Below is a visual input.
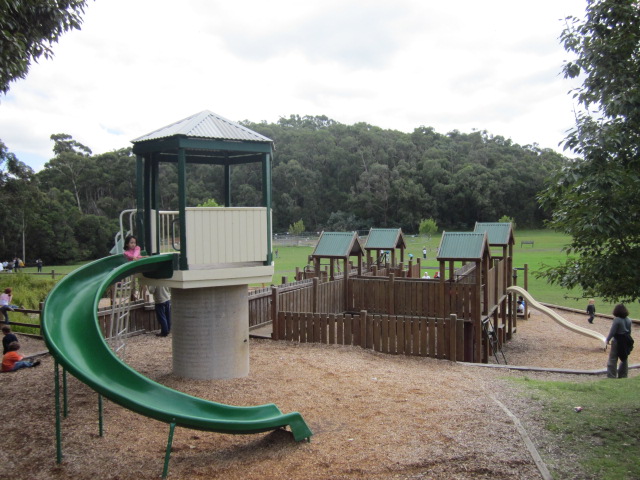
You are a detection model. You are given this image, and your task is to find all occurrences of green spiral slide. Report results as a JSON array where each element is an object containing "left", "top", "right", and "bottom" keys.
[{"left": 41, "top": 254, "right": 311, "bottom": 474}]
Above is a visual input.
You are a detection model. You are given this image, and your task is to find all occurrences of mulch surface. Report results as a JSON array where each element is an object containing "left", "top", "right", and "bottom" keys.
[{"left": 0, "top": 307, "right": 636, "bottom": 480}]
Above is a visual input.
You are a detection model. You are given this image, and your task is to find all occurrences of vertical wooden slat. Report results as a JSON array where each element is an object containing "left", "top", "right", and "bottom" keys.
[
  {"left": 437, "top": 317, "right": 445, "bottom": 359},
  {"left": 344, "top": 315, "right": 352, "bottom": 346},
  {"left": 329, "top": 314, "right": 336, "bottom": 344},
  {"left": 381, "top": 315, "right": 389, "bottom": 354},
  {"left": 420, "top": 317, "right": 427, "bottom": 357},
  {"left": 388, "top": 316, "right": 396, "bottom": 354},
  {"left": 397, "top": 316, "right": 405, "bottom": 354}
]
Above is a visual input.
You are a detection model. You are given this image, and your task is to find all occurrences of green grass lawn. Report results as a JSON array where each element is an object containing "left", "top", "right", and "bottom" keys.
[
  {"left": 5, "top": 230, "right": 636, "bottom": 318},
  {"left": 515, "top": 375, "right": 640, "bottom": 480}
]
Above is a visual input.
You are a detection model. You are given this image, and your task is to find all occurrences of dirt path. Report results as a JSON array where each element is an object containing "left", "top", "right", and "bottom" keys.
[{"left": 0, "top": 308, "right": 636, "bottom": 480}]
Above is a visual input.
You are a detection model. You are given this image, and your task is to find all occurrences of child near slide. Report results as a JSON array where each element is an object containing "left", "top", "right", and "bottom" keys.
[
  {"left": 2, "top": 341, "right": 40, "bottom": 372},
  {"left": 586, "top": 299, "right": 596, "bottom": 324},
  {"left": 123, "top": 235, "right": 146, "bottom": 261}
]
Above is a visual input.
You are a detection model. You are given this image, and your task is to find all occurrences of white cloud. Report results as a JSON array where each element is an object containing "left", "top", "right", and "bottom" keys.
[{"left": 0, "top": 0, "right": 585, "bottom": 171}]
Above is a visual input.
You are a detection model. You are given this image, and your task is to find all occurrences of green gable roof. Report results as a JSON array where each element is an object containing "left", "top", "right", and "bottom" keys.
[
  {"left": 364, "top": 228, "right": 406, "bottom": 250},
  {"left": 473, "top": 222, "right": 514, "bottom": 246},
  {"left": 437, "top": 232, "right": 490, "bottom": 261},
  {"left": 312, "top": 232, "right": 364, "bottom": 258}
]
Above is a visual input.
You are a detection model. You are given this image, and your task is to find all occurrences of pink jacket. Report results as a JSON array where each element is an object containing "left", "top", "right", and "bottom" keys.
[{"left": 123, "top": 246, "right": 142, "bottom": 261}]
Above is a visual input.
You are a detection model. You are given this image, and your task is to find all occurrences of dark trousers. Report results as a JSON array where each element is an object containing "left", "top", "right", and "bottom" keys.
[{"left": 155, "top": 300, "right": 171, "bottom": 335}]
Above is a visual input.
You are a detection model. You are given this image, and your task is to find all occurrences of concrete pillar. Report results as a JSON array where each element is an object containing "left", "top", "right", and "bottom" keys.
[{"left": 172, "top": 285, "right": 249, "bottom": 380}]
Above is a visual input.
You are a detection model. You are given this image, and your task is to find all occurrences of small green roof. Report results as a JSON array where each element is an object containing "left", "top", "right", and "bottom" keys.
[
  {"left": 312, "top": 232, "right": 364, "bottom": 258},
  {"left": 364, "top": 228, "right": 406, "bottom": 250},
  {"left": 437, "top": 232, "right": 490, "bottom": 261},
  {"left": 473, "top": 222, "right": 514, "bottom": 246}
]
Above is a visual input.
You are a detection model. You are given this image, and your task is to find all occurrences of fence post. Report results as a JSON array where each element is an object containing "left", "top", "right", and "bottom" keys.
[
  {"left": 449, "top": 314, "right": 457, "bottom": 361},
  {"left": 456, "top": 316, "right": 465, "bottom": 362},
  {"left": 360, "top": 310, "right": 367, "bottom": 348},
  {"left": 388, "top": 273, "right": 395, "bottom": 315},
  {"left": 51, "top": 270, "right": 55, "bottom": 279},
  {"left": 312, "top": 277, "right": 319, "bottom": 313},
  {"left": 271, "top": 286, "right": 279, "bottom": 340},
  {"left": 281, "top": 276, "right": 287, "bottom": 285}
]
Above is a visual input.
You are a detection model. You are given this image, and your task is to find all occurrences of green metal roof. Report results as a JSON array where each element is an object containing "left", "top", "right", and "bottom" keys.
[
  {"left": 436, "top": 232, "right": 490, "bottom": 260},
  {"left": 473, "top": 222, "right": 514, "bottom": 246},
  {"left": 132, "top": 110, "right": 272, "bottom": 144},
  {"left": 364, "top": 228, "right": 406, "bottom": 249},
  {"left": 312, "top": 232, "right": 364, "bottom": 258}
]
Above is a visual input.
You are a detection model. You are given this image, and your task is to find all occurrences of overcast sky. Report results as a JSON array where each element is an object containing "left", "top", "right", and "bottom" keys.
[{"left": 1, "top": 0, "right": 586, "bottom": 172}]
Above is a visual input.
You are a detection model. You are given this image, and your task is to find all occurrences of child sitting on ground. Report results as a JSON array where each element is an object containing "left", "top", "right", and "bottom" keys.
[
  {"left": 1, "top": 341, "right": 40, "bottom": 372},
  {"left": 2, "top": 325, "right": 18, "bottom": 354}
]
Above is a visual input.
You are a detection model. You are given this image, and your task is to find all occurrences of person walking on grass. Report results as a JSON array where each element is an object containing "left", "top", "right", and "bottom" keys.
[
  {"left": 586, "top": 298, "right": 596, "bottom": 324},
  {"left": 1, "top": 342, "right": 40, "bottom": 372},
  {"left": 605, "top": 304, "right": 634, "bottom": 379}
]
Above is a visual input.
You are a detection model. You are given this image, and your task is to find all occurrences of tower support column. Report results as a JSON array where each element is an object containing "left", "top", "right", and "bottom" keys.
[{"left": 172, "top": 285, "right": 249, "bottom": 379}]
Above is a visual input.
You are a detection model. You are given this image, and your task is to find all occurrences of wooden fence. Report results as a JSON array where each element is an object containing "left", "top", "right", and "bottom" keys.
[
  {"left": 350, "top": 275, "right": 476, "bottom": 320},
  {"left": 275, "top": 310, "right": 466, "bottom": 361},
  {"left": 10, "top": 302, "right": 158, "bottom": 338}
]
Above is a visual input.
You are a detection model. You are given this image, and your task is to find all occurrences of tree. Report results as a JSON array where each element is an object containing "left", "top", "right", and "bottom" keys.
[
  {"left": 418, "top": 218, "right": 438, "bottom": 236},
  {"left": 538, "top": 0, "right": 640, "bottom": 302},
  {"left": 288, "top": 220, "right": 305, "bottom": 236},
  {"left": 0, "top": 0, "right": 89, "bottom": 94}
]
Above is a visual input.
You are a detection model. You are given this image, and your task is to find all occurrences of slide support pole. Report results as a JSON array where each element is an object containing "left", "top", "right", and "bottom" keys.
[
  {"left": 54, "top": 360, "right": 63, "bottom": 464},
  {"left": 63, "top": 367, "right": 68, "bottom": 418},
  {"left": 162, "top": 422, "right": 176, "bottom": 479},
  {"left": 98, "top": 394, "right": 104, "bottom": 437}
]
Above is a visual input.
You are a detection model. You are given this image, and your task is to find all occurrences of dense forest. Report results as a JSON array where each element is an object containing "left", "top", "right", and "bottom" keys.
[{"left": 0, "top": 116, "right": 568, "bottom": 265}]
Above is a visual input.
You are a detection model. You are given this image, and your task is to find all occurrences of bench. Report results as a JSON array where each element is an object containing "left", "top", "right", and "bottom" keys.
[{"left": 521, "top": 240, "right": 534, "bottom": 248}]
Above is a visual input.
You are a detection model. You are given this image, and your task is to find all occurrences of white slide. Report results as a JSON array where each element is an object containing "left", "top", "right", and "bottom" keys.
[{"left": 507, "top": 286, "right": 607, "bottom": 348}]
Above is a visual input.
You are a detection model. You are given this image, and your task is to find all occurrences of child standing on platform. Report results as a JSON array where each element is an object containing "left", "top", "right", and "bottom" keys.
[{"left": 123, "top": 235, "right": 146, "bottom": 261}]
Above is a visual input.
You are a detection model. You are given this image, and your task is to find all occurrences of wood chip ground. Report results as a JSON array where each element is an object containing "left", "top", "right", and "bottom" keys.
[{"left": 1, "top": 307, "right": 636, "bottom": 480}]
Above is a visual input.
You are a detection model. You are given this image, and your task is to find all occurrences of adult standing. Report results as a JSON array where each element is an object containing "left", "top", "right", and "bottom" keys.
[
  {"left": 605, "top": 304, "right": 633, "bottom": 379},
  {"left": 149, "top": 285, "right": 171, "bottom": 337},
  {"left": 35, "top": 258, "right": 43, "bottom": 273},
  {"left": 422, "top": 247, "right": 427, "bottom": 259}
]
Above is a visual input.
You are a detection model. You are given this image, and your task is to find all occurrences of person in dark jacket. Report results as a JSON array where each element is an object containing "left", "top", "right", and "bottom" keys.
[
  {"left": 586, "top": 298, "right": 596, "bottom": 324},
  {"left": 2, "top": 325, "right": 18, "bottom": 354},
  {"left": 605, "top": 304, "right": 633, "bottom": 378}
]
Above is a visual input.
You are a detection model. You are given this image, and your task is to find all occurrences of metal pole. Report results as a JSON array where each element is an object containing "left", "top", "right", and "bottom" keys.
[
  {"left": 54, "top": 361, "right": 63, "bottom": 464},
  {"left": 98, "top": 394, "right": 104, "bottom": 437},
  {"left": 63, "top": 367, "right": 68, "bottom": 418},
  {"left": 162, "top": 423, "right": 176, "bottom": 479}
]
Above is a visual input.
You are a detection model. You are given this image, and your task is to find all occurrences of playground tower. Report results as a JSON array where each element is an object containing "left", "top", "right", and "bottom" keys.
[{"left": 130, "top": 111, "right": 274, "bottom": 379}]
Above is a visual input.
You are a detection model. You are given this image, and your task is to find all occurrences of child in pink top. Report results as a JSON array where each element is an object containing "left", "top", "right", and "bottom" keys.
[{"left": 123, "top": 235, "right": 144, "bottom": 261}]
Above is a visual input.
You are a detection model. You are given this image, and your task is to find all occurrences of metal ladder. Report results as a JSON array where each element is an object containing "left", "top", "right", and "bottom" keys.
[
  {"left": 107, "top": 276, "right": 135, "bottom": 358},
  {"left": 482, "top": 317, "right": 507, "bottom": 364}
]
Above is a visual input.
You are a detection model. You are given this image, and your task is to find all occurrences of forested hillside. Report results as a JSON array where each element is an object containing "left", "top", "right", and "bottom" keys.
[{"left": 0, "top": 117, "right": 567, "bottom": 264}]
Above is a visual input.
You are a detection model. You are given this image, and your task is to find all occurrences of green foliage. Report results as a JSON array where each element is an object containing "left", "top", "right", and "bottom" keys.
[
  {"left": 0, "top": 0, "right": 88, "bottom": 93},
  {"left": 197, "top": 198, "right": 221, "bottom": 207},
  {"left": 498, "top": 215, "right": 515, "bottom": 229},
  {"left": 288, "top": 219, "right": 305, "bottom": 235},
  {"left": 2, "top": 272, "right": 57, "bottom": 309},
  {"left": 515, "top": 375, "right": 640, "bottom": 479},
  {"left": 418, "top": 218, "right": 438, "bottom": 236},
  {"left": 539, "top": 0, "right": 640, "bottom": 302}
]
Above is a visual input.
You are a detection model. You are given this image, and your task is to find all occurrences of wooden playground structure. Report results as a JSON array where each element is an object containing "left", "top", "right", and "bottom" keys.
[{"left": 250, "top": 223, "right": 520, "bottom": 364}]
